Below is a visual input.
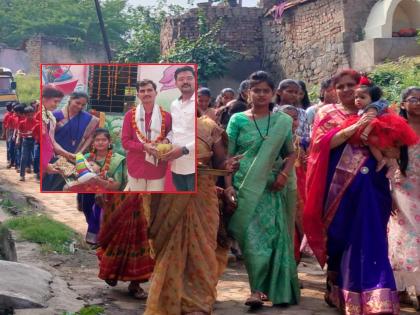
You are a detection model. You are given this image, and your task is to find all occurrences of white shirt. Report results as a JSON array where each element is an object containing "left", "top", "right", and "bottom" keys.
[{"left": 170, "top": 93, "right": 196, "bottom": 175}]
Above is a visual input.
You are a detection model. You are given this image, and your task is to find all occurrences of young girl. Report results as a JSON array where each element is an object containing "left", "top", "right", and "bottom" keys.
[
  {"left": 341, "top": 79, "right": 418, "bottom": 171},
  {"left": 388, "top": 87, "right": 420, "bottom": 311}
]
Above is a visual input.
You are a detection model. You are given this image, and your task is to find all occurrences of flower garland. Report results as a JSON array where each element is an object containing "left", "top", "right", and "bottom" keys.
[
  {"left": 107, "top": 65, "right": 111, "bottom": 98},
  {"left": 114, "top": 64, "right": 118, "bottom": 95},
  {"left": 127, "top": 65, "right": 131, "bottom": 87},
  {"left": 131, "top": 106, "right": 166, "bottom": 143},
  {"left": 97, "top": 65, "right": 102, "bottom": 99},
  {"left": 89, "top": 66, "right": 94, "bottom": 98},
  {"left": 87, "top": 149, "right": 113, "bottom": 178}
]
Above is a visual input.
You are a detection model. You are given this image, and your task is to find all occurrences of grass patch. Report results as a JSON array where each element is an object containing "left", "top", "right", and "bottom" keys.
[
  {"left": 4, "top": 214, "right": 76, "bottom": 254},
  {"left": 15, "top": 74, "right": 40, "bottom": 104},
  {"left": 63, "top": 305, "right": 105, "bottom": 315}
]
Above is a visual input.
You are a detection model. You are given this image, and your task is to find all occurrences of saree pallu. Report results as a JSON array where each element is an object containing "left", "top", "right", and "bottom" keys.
[
  {"left": 96, "top": 194, "right": 154, "bottom": 282},
  {"left": 54, "top": 109, "right": 99, "bottom": 153},
  {"left": 304, "top": 104, "right": 399, "bottom": 314},
  {"left": 227, "top": 112, "right": 300, "bottom": 305},
  {"left": 145, "top": 117, "right": 225, "bottom": 315}
]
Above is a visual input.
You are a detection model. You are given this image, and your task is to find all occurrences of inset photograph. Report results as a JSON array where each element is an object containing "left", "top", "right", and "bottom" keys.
[{"left": 41, "top": 63, "right": 197, "bottom": 193}]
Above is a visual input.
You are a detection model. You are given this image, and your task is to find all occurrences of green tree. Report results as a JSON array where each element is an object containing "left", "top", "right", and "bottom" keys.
[
  {"left": 162, "top": 14, "right": 235, "bottom": 84},
  {"left": 115, "top": 1, "right": 185, "bottom": 62},
  {"left": 0, "top": 0, "right": 129, "bottom": 49}
]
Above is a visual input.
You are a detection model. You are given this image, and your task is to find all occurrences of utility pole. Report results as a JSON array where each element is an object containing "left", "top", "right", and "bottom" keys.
[{"left": 94, "top": 0, "right": 112, "bottom": 62}]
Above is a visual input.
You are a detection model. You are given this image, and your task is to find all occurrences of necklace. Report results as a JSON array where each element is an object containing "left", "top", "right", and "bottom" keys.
[
  {"left": 67, "top": 106, "right": 81, "bottom": 147},
  {"left": 252, "top": 111, "right": 271, "bottom": 140}
]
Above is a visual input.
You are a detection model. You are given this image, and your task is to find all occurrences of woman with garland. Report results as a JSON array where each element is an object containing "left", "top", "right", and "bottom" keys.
[
  {"left": 42, "top": 91, "right": 99, "bottom": 191},
  {"left": 67, "top": 128, "right": 127, "bottom": 192}
]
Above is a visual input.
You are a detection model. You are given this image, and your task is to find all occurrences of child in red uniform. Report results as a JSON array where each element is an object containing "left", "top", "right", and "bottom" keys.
[
  {"left": 18, "top": 106, "right": 36, "bottom": 181},
  {"left": 12, "top": 104, "right": 25, "bottom": 171},
  {"left": 2, "top": 102, "right": 14, "bottom": 167}
]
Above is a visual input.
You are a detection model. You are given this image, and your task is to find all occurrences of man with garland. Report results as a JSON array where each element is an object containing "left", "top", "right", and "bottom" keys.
[{"left": 121, "top": 79, "right": 172, "bottom": 191}]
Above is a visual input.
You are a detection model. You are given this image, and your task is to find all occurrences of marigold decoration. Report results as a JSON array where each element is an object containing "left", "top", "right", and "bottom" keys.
[
  {"left": 97, "top": 65, "right": 102, "bottom": 99},
  {"left": 114, "top": 64, "right": 118, "bottom": 95},
  {"left": 87, "top": 149, "right": 113, "bottom": 178},
  {"left": 131, "top": 106, "right": 166, "bottom": 143},
  {"left": 89, "top": 66, "right": 94, "bottom": 98},
  {"left": 127, "top": 65, "right": 131, "bottom": 87},
  {"left": 107, "top": 65, "right": 111, "bottom": 98}
]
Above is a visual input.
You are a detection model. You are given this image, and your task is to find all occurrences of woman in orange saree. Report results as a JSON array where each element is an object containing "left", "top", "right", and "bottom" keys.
[{"left": 144, "top": 115, "right": 238, "bottom": 315}]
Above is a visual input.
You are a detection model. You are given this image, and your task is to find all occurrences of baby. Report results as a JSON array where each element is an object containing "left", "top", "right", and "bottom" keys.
[{"left": 343, "top": 78, "right": 418, "bottom": 172}]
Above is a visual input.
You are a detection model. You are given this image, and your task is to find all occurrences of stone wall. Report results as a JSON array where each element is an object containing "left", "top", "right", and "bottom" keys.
[
  {"left": 0, "top": 35, "right": 108, "bottom": 75},
  {"left": 262, "top": 0, "right": 347, "bottom": 84},
  {"left": 161, "top": 6, "right": 264, "bottom": 61}
]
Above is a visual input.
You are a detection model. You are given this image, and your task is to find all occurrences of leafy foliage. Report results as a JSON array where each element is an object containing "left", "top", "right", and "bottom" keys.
[
  {"left": 369, "top": 56, "right": 420, "bottom": 103},
  {"left": 115, "top": 1, "right": 185, "bottom": 62},
  {"left": 0, "top": 0, "right": 129, "bottom": 49},
  {"left": 162, "top": 12, "right": 236, "bottom": 84},
  {"left": 63, "top": 306, "right": 105, "bottom": 315},
  {"left": 15, "top": 74, "right": 40, "bottom": 103}
]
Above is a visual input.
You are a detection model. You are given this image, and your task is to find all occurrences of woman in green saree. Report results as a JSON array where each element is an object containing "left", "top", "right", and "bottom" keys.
[{"left": 225, "top": 71, "right": 300, "bottom": 307}]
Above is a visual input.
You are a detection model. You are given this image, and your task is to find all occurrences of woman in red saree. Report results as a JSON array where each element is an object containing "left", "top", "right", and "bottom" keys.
[
  {"left": 304, "top": 70, "right": 399, "bottom": 314},
  {"left": 96, "top": 194, "right": 154, "bottom": 299}
]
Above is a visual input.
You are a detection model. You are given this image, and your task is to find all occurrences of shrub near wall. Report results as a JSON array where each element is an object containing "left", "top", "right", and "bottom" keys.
[
  {"left": 369, "top": 57, "right": 420, "bottom": 103},
  {"left": 15, "top": 74, "right": 40, "bottom": 103}
]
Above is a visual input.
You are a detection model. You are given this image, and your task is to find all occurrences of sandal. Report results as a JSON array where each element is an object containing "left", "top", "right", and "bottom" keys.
[
  {"left": 245, "top": 292, "right": 264, "bottom": 308},
  {"left": 105, "top": 279, "right": 118, "bottom": 287},
  {"left": 128, "top": 285, "right": 148, "bottom": 300}
]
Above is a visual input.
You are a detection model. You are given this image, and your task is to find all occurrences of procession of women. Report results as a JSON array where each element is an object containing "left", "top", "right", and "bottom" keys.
[{"left": 38, "top": 63, "right": 420, "bottom": 315}]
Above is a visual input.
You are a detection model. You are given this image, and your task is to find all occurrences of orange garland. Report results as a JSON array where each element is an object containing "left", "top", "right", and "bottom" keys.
[
  {"left": 87, "top": 149, "right": 113, "bottom": 178},
  {"left": 97, "top": 65, "right": 102, "bottom": 99},
  {"left": 131, "top": 106, "right": 166, "bottom": 143},
  {"left": 114, "top": 64, "right": 118, "bottom": 95},
  {"left": 107, "top": 65, "right": 111, "bottom": 98}
]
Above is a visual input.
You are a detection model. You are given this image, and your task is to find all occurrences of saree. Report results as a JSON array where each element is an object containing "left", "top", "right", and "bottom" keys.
[
  {"left": 144, "top": 117, "right": 226, "bottom": 315},
  {"left": 54, "top": 108, "right": 99, "bottom": 153},
  {"left": 389, "top": 142, "right": 420, "bottom": 295},
  {"left": 227, "top": 111, "right": 300, "bottom": 305},
  {"left": 42, "top": 109, "right": 99, "bottom": 191},
  {"left": 304, "top": 104, "right": 399, "bottom": 314},
  {"left": 97, "top": 194, "right": 154, "bottom": 282},
  {"left": 69, "top": 152, "right": 127, "bottom": 192}
]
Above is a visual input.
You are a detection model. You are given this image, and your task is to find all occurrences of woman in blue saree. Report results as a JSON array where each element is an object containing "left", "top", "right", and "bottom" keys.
[
  {"left": 42, "top": 91, "right": 99, "bottom": 191},
  {"left": 225, "top": 71, "right": 300, "bottom": 307},
  {"left": 304, "top": 69, "right": 399, "bottom": 314}
]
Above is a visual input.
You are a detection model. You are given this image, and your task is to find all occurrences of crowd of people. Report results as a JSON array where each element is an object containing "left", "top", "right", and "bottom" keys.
[
  {"left": 36, "top": 66, "right": 420, "bottom": 315},
  {"left": 2, "top": 100, "right": 41, "bottom": 182},
  {"left": 41, "top": 66, "right": 196, "bottom": 192}
]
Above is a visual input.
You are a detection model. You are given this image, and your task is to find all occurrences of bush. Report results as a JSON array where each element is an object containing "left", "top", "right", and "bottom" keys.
[
  {"left": 15, "top": 74, "right": 40, "bottom": 104},
  {"left": 369, "top": 56, "right": 420, "bottom": 103}
]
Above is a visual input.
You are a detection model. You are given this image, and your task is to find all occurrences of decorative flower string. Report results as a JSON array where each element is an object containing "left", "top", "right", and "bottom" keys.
[
  {"left": 131, "top": 106, "right": 166, "bottom": 143},
  {"left": 89, "top": 66, "right": 94, "bottom": 98},
  {"left": 107, "top": 64, "right": 111, "bottom": 98},
  {"left": 127, "top": 65, "right": 131, "bottom": 87},
  {"left": 97, "top": 65, "right": 102, "bottom": 99},
  {"left": 114, "top": 64, "right": 118, "bottom": 95}
]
